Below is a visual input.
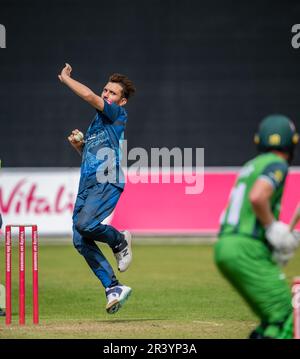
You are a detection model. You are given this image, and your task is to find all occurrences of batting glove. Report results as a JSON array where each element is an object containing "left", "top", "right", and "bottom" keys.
[{"left": 265, "top": 221, "right": 299, "bottom": 252}]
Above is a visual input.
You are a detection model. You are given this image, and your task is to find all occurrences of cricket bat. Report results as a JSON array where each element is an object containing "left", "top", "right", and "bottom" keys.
[{"left": 290, "top": 204, "right": 300, "bottom": 232}]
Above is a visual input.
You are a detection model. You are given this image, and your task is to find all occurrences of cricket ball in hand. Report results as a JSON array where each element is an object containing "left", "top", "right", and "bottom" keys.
[{"left": 74, "top": 131, "right": 84, "bottom": 142}]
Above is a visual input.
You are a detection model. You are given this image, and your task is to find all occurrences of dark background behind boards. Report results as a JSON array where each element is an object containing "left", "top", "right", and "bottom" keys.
[{"left": 1, "top": 0, "right": 300, "bottom": 166}]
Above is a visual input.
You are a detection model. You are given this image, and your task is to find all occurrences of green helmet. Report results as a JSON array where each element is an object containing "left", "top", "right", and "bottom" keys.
[{"left": 254, "top": 114, "right": 299, "bottom": 154}]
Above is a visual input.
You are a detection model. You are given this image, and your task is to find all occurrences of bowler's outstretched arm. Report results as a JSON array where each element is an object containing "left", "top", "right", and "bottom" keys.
[{"left": 58, "top": 63, "right": 105, "bottom": 111}]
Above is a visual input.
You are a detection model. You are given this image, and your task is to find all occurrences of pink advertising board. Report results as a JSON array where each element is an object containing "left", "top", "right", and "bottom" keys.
[{"left": 112, "top": 169, "right": 300, "bottom": 234}]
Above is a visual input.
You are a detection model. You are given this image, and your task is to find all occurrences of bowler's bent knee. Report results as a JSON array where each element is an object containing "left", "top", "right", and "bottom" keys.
[{"left": 75, "top": 213, "right": 106, "bottom": 237}]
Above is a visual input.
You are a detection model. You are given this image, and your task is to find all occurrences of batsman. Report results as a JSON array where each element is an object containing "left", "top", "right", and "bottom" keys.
[{"left": 215, "top": 115, "right": 300, "bottom": 339}]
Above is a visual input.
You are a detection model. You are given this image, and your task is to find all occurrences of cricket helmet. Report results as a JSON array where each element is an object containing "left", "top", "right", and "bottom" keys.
[{"left": 254, "top": 114, "right": 299, "bottom": 156}]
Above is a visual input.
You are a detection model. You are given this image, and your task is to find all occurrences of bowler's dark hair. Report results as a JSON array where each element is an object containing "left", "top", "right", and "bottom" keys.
[{"left": 109, "top": 73, "right": 136, "bottom": 100}]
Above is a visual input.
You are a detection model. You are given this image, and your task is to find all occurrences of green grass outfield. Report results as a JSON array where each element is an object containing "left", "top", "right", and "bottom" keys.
[{"left": 0, "top": 239, "right": 299, "bottom": 339}]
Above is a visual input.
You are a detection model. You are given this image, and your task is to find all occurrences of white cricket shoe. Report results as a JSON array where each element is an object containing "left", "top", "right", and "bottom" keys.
[
  {"left": 105, "top": 285, "right": 132, "bottom": 314},
  {"left": 114, "top": 231, "right": 132, "bottom": 272}
]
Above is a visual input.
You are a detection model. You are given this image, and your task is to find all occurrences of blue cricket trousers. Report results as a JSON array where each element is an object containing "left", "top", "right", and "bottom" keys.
[{"left": 72, "top": 182, "right": 124, "bottom": 288}]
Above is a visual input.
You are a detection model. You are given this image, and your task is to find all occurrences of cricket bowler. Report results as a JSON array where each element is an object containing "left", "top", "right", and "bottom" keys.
[
  {"left": 215, "top": 114, "right": 300, "bottom": 338},
  {"left": 59, "top": 64, "right": 135, "bottom": 314}
]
